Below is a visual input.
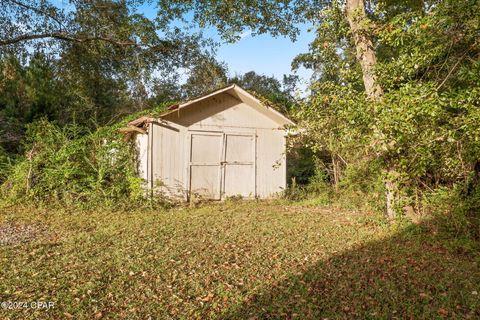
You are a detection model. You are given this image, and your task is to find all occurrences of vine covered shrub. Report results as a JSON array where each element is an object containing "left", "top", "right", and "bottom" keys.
[
  {"left": 0, "top": 119, "right": 146, "bottom": 208},
  {"left": 422, "top": 184, "right": 480, "bottom": 247}
]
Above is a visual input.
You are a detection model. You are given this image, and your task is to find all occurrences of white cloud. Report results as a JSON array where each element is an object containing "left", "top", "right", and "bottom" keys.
[{"left": 239, "top": 30, "right": 252, "bottom": 39}]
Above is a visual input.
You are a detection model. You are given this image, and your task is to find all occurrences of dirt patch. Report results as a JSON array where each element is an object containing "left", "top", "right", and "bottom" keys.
[{"left": 0, "top": 223, "right": 49, "bottom": 246}]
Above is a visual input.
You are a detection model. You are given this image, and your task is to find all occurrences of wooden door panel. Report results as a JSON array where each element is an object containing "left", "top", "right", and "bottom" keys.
[
  {"left": 224, "top": 164, "right": 254, "bottom": 197},
  {"left": 190, "top": 165, "right": 221, "bottom": 199},
  {"left": 225, "top": 135, "right": 254, "bottom": 163},
  {"left": 189, "top": 133, "right": 223, "bottom": 200},
  {"left": 223, "top": 134, "right": 255, "bottom": 198},
  {"left": 190, "top": 134, "right": 222, "bottom": 164}
]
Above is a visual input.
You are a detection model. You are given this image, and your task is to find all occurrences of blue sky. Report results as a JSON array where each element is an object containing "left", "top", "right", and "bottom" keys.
[
  {"left": 209, "top": 24, "right": 314, "bottom": 86},
  {"left": 138, "top": 4, "right": 315, "bottom": 90}
]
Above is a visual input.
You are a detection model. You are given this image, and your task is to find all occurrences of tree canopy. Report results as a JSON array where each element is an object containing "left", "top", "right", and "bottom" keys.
[{"left": 0, "top": 0, "right": 218, "bottom": 151}]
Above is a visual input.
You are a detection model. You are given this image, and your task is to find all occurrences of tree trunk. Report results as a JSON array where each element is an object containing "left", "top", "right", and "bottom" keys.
[
  {"left": 345, "top": 0, "right": 384, "bottom": 100},
  {"left": 385, "top": 171, "right": 396, "bottom": 217},
  {"left": 332, "top": 154, "right": 339, "bottom": 192},
  {"left": 345, "top": 0, "right": 396, "bottom": 219}
]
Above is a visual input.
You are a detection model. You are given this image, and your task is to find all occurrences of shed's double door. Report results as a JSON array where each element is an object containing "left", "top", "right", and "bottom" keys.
[{"left": 189, "top": 132, "right": 256, "bottom": 200}]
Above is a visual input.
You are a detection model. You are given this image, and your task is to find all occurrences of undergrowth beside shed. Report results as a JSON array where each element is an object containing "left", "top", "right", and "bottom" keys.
[{"left": 0, "top": 103, "right": 173, "bottom": 209}]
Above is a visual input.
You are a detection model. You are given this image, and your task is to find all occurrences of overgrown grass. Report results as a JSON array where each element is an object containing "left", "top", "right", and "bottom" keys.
[{"left": 1, "top": 200, "right": 479, "bottom": 319}]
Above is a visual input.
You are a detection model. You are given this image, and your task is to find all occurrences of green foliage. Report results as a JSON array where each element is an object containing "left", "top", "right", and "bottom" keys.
[
  {"left": 1, "top": 0, "right": 207, "bottom": 72},
  {"left": 157, "top": 0, "right": 316, "bottom": 42},
  {"left": 294, "top": 81, "right": 372, "bottom": 160},
  {"left": 182, "top": 56, "right": 228, "bottom": 98},
  {"left": 287, "top": 145, "right": 317, "bottom": 185},
  {"left": 422, "top": 184, "right": 480, "bottom": 243},
  {"left": 283, "top": 151, "right": 333, "bottom": 203},
  {"left": 0, "top": 117, "right": 150, "bottom": 208},
  {"left": 0, "top": 0, "right": 217, "bottom": 156},
  {"left": 0, "top": 100, "right": 175, "bottom": 208},
  {"left": 287, "top": 0, "right": 480, "bottom": 244},
  {"left": 230, "top": 71, "right": 299, "bottom": 112},
  {"left": 0, "top": 54, "right": 58, "bottom": 153},
  {"left": 292, "top": 1, "right": 362, "bottom": 88}
]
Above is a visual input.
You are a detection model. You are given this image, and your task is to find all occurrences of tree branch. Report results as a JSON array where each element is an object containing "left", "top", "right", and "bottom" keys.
[
  {"left": 6, "top": 0, "right": 65, "bottom": 28},
  {"left": 0, "top": 32, "right": 172, "bottom": 52},
  {"left": 436, "top": 48, "right": 471, "bottom": 91}
]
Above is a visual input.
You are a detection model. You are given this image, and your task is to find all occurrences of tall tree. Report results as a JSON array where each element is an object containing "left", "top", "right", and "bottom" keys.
[
  {"left": 182, "top": 56, "right": 228, "bottom": 98},
  {"left": 345, "top": 0, "right": 397, "bottom": 218},
  {"left": 0, "top": 0, "right": 210, "bottom": 103},
  {"left": 0, "top": 54, "right": 60, "bottom": 152},
  {"left": 0, "top": 0, "right": 213, "bottom": 151},
  {"left": 345, "top": 0, "right": 383, "bottom": 100},
  {"left": 1, "top": 0, "right": 194, "bottom": 57},
  {"left": 230, "top": 71, "right": 299, "bottom": 111}
]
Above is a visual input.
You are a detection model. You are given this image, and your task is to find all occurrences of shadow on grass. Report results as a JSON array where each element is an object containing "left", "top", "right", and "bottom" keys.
[{"left": 223, "top": 219, "right": 480, "bottom": 319}]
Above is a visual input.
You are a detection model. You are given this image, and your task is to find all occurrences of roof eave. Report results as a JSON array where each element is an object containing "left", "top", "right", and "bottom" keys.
[{"left": 125, "top": 84, "right": 296, "bottom": 129}]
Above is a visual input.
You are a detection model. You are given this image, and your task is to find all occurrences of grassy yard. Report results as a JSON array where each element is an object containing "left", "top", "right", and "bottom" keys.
[{"left": 0, "top": 200, "right": 479, "bottom": 319}]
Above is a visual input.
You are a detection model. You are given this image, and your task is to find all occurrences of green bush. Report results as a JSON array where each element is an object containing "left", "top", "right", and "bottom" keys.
[
  {"left": 423, "top": 184, "right": 480, "bottom": 239},
  {"left": 0, "top": 119, "right": 149, "bottom": 208},
  {"left": 0, "top": 102, "right": 175, "bottom": 208}
]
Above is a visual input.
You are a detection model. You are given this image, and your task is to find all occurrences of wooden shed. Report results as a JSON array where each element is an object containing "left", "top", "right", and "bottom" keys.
[{"left": 125, "top": 84, "right": 295, "bottom": 201}]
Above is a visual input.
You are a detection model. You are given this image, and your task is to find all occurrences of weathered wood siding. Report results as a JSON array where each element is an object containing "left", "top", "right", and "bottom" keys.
[
  {"left": 163, "top": 93, "right": 280, "bottom": 130},
  {"left": 150, "top": 122, "right": 187, "bottom": 199},
  {"left": 135, "top": 132, "right": 149, "bottom": 184},
  {"left": 256, "top": 129, "right": 286, "bottom": 198},
  {"left": 141, "top": 89, "right": 289, "bottom": 200}
]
